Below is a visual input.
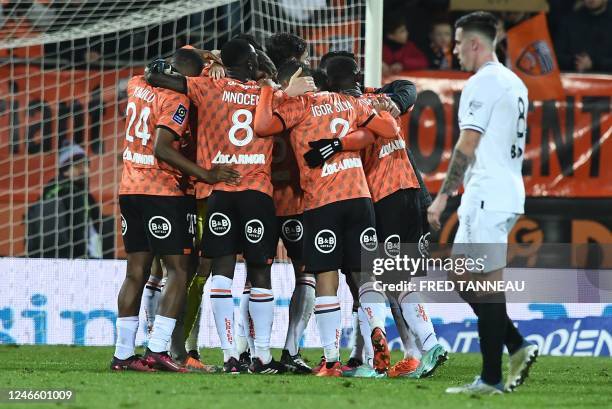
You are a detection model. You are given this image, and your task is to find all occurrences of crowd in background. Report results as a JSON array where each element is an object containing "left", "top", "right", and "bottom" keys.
[
  {"left": 1, "top": 0, "right": 611, "bottom": 73},
  {"left": 382, "top": 0, "right": 612, "bottom": 74}
]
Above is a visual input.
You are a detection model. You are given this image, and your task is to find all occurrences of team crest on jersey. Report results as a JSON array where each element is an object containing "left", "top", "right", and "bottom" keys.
[
  {"left": 209, "top": 212, "right": 231, "bottom": 236},
  {"left": 383, "top": 234, "right": 400, "bottom": 257},
  {"left": 148, "top": 216, "right": 172, "bottom": 239},
  {"left": 360, "top": 227, "right": 378, "bottom": 251},
  {"left": 315, "top": 229, "right": 336, "bottom": 254},
  {"left": 245, "top": 219, "right": 264, "bottom": 243},
  {"left": 172, "top": 104, "right": 187, "bottom": 125},
  {"left": 469, "top": 100, "right": 483, "bottom": 111},
  {"left": 282, "top": 219, "right": 303, "bottom": 242},
  {"left": 120, "top": 215, "right": 127, "bottom": 236}
]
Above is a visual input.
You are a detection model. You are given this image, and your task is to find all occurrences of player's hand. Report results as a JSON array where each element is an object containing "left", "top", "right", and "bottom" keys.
[
  {"left": 575, "top": 53, "right": 593, "bottom": 72},
  {"left": 209, "top": 62, "right": 226, "bottom": 80},
  {"left": 427, "top": 194, "right": 447, "bottom": 231},
  {"left": 200, "top": 165, "right": 241, "bottom": 185},
  {"left": 374, "top": 95, "right": 401, "bottom": 117},
  {"left": 145, "top": 58, "right": 173, "bottom": 75},
  {"left": 303, "top": 138, "right": 343, "bottom": 168},
  {"left": 285, "top": 67, "right": 316, "bottom": 97}
]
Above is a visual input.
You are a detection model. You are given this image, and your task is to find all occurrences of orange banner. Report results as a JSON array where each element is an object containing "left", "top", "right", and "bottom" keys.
[
  {"left": 506, "top": 13, "right": 564, "bottom": 101},
  {"left": 391, "top": 70, "right": 612, "bottom": 198}
]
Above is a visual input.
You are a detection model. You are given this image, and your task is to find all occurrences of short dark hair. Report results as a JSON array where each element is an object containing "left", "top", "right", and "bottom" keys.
[
  {"left": 265, "top": 33, "right": 307, "bottom": 68},
  {"left": 233, "top": 33, "right": 264, "bottom": 52},
  {"left": 454, "top": 11, "right": 498, "bottom": 43},
  {"left": 383, "top": 14, "right": 406, "bottom": 36},
  {"left": 319, "top": 50, "right": 356, "bottom": 69},
  {"left": 277, "top": 58, "right": 311, "bottom": 83},
  {"left": 324, "top": 56, "right": 359, "bottom": 90},
  {"left": 221, "top": 38, "right": 256, "bottom": 67},
  {"left": 172, "top": 48, "right": 204, "bottom": 77}
]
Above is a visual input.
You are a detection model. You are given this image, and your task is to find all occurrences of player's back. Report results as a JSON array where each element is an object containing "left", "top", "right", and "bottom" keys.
[
  {"left": 281, "top": 91, "right": 373, "bottom": 210},
  {"left": 459, "top": 62, "right": 528, "bottom": 213},
  {"left": 120, "top": 75, "right": 192, "bottom": 196},
  {"left": 359, "top": 93, "right": 419, "bottom": 202},
  {"left": 185, "top": 76, "right": 273, "bottom": 196}
]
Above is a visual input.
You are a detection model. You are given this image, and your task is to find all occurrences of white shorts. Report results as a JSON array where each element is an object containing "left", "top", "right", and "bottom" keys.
[{"left": 452, "top": 204, "right": 519, "bottom": 274}]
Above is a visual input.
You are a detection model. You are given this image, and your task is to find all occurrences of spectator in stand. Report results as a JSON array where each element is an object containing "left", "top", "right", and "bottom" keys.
[
  {"left": 382, "top": 14, "right": 428, "bottom": 76},
  {"left": 424, "top": 20, "right": 458, "bottom": 70},
  {"left": 554, "top": 0, "right": 612, "bottom": 73},
  {"left": 25, "top": 143, "right": 102, "bottom": 259}
]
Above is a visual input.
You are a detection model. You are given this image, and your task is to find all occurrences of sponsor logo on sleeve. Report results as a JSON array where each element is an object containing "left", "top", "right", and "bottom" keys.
[{"left": 172, "top": 103, "right": 187, "bottom": 125}]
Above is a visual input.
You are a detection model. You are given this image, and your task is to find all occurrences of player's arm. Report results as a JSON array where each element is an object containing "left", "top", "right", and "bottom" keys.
[
  {"left": 254, "top": 85, "right": 285, "bottom": 136},
  {"left": 375, "top": 80, "right": 417, "bottom": 115},
  {"left": 154, "top": 128, "right": 240, "bottom": 185},
  {"left": 146, "top": 71, "right": 187, "bottom": 94},
  {"left": 303, "top": 128, "right": 375, "bottom": 168},
  {"left": 427, "top": 129, "right": 481, "bottom": 230},
  {"left": 254, "top": 81, "right": 312, "bottom": 136}
]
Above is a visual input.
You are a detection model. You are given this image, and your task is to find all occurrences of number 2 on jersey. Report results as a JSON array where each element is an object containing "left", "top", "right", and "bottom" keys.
[
  {"left": 125, "top": 101, "right": 151, "bottom": 146},
  {"left": 330, "top": 118, "right": 350, "bottom": 138}
]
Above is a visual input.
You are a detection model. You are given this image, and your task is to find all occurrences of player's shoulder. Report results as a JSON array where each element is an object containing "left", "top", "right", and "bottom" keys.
[
  {"left": 468, "top": 62, "right": 525, "bottom": 93},
  {"left": 219, "top": 77, "right": 261, "bottom": 93}
]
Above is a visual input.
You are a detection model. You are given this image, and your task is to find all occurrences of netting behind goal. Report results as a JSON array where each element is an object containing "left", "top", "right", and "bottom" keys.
[{"left": 0, "top": 0, "right": 367, "bottom": 259}]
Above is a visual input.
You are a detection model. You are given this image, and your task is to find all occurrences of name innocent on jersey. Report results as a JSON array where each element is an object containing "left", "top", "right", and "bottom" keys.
[{"left": 311, "top": 101, "right": 354, "bottom": 117}]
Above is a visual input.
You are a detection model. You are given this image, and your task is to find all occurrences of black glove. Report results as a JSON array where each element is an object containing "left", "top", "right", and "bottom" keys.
[
  {"left": 145, "top": 58, "right": 174, "bottom": 75},
  {"left": 303, "top": 138, "right": 343, "bottom": 168}
]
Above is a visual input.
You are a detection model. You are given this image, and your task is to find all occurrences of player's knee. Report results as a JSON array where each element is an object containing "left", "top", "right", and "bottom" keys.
[
  {"left": 196, "top": 257, "right": 212, "bottom": 278},
  {"left": 246, "top": 263, "right": 272, "bottom": 289},
  {"left": 211, "top": 255, "right": 236, "bottom": 279}
]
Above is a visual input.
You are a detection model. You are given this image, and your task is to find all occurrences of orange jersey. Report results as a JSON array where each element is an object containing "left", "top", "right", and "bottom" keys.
[
  {"left": 119, "top": 75, "right": 193, "bottom": 196},
  {"left": 274, "top": 91, "right": 375, "bottom": 211},
  {"left": 186, "top": 76, "right": 273, "bottom": 197},
  {"left": 360, "top": 94, "right": 419, "bottom": 202},
  {"left": 272, "top": 131, "right": 304, "bottom": 216}
]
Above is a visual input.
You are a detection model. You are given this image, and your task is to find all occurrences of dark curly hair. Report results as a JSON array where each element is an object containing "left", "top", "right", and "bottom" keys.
[{"left": 265, "top": 33, "right": 307, "bottom": 69}]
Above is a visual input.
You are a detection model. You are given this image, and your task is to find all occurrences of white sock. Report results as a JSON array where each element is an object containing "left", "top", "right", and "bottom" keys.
[
  {"left": 314, "top": 296, "right": 341, "bottom": 363},
  {"left": 284, "top": 277, "right": 315, "bottom": 356},
  {"left": 185, "top": 308, "right": 200, "bottom": 352},
  {"left": 389, "top": 296, "right": 419, "bottom": 358},
  {"left": 249, "top": 287, "right": 274, "bottom": 364},
  {"left": 349, "top": 309, "right": 364, "bottom": 361},
  {"left": 357, "top": 307, "right": 374, "bottom": 367},
  {"left": 143, "top": 276, "right": 162, "bottom": 335},
  {"left": 148, "top": 315, "right": 176, "bottom": 353},
  {"left": 236, "top": 287, "right": 253, "bottom": 354},
  {"left": 358, "top": 282, "right": 387, "bottom": 331},
  {"left": 399, "top": 291, "right": 438, "bottom": 352},
  {"left": 210, "top": 275, "right": 237, "bottom": 361},
  {"left": 114, "top": 316, "right": 139, "bottom": 359}
]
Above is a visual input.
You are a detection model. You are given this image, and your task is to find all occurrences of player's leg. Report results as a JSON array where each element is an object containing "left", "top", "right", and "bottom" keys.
[
  {"left": 345, "top": 198, "right": 390, "bottom": 375},
  {"left": 302, "top": 202, "right": 344, "bottom": 377},
  {"left": 387, "top": 295, "right": 421, "bottom": 378},
  {"left": 111, "top": 195, "right": 156, "bottom": 372},
  {"left": 143, "top": 256, "right": 164, "bottom": 338},
  {"left": 279, "top": 215, "right": 315, "bottom": 373},
  {"left": 236, "top": 279, "right": 254, "bottom": 368},
  {"left": 343, "top": 302, "right": 365, "bottom": 371},
  {"left": 240, "top": 190, "right": 285, "bottom": 374},
  {"left": 144, "top": 195, "right": 196, "bottom": 373},
  {"left": 377, "top": 189, "right": 446, "bottom": 378},
  {"left": 201, "top": 191, "right": 243, "bottom": 373}
]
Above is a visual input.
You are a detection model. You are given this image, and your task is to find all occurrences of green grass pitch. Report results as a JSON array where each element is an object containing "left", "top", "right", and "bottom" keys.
[{"left": 0, "top": 346, "right": 609, "bottom": 409}]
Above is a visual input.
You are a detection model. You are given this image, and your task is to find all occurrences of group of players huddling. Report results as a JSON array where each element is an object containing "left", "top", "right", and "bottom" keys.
[{"left": 112, "top": 11, "right": 537, "bottom": 394}]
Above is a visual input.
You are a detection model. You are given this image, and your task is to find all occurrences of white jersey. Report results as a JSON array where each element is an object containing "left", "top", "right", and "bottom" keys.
[{"left": 458, "top": 61, "right": 528, "bottom": 214}]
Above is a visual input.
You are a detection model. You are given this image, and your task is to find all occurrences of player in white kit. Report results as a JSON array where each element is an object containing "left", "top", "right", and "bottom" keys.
[{"left": 427, "top": 11, "right": 538, "bottom": 395}]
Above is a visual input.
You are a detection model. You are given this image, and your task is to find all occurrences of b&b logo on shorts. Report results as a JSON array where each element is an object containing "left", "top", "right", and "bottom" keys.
[
  {"left": 315, "top": 229, "right": 336, "bottom": 254},
  {"left": 209, "top": 212, "right": 231, "bottom": 236},
  {"left": 281, "top": 219, "right": 303, "bottom": 243},
  {"left": 360, "top": 227, "right": 378, "bottom": 251},
  {"left": 120, "top": 215, "right": 127, "bottom": 236},
  {"left": 148, "top": 216, "right": 172, "bottom": 239},
  {"left": 384, "top": 234, "right": 400, "bottom": 257},
  {"left": 245, "top": 219, "right": 264, "bottom": 243},
  {"left": 172, "top": 104, "right": 187, "bottom": 125}
]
